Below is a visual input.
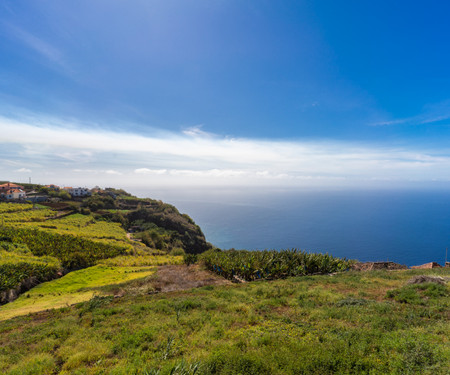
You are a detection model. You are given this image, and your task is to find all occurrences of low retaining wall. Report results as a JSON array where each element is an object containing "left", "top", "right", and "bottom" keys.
[{"left": 411, "top": 262, "right": 442, "bottom": 269}]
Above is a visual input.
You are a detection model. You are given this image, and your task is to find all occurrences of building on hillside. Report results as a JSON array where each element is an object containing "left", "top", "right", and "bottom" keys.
[
  {"left": 45, "top": 184, "right": 60, "bottom": 191},
  {"left": 0, "top": 188, "right": 27, "bottom": 200},
  {"left": 0, "top": 183, "right": 27, "bottom": 200},
  {"left": 0, "top": 182, "right": 24, "bottom": 193},
  {"left": 63, "top": 187, "right": 91, "bottom": 197},
  {"left": 90, "top": 186, "right": 103, "bottom": 194},
  {"left": 26, "top": 192, "right": 49, "bottom": 203}
]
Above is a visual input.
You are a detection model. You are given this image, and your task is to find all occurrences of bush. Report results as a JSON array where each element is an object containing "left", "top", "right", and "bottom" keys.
[
  {"left": 385, "top": 283, "right": 448, "bottom": 304},
  {"left": 80, "top": 207, "right": 91, "bottom": 215},
  {"left": 335, "top": 297, "right": 368, "bottom": 307},
  {"left": 184, "top": 253, "right": 198, "bottom": 266},
  {"left": 170, "top": 248, "right": 185, "bottom": 256}
]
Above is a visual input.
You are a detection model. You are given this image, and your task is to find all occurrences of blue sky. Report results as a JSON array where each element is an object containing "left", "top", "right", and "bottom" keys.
[{"left": 1, "top": 0, "right": 450, "bottom": 189}]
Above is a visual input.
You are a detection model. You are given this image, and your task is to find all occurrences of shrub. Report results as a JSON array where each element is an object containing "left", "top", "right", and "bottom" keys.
[
  {"left": 184, "top": 253, "right": 198, "bottom": 266},
  {"left": 170, "top": 248, "right": 185, "bottom": 256},
  {"left": 335, "top": 297, "right": 369, "bottom": 307}
]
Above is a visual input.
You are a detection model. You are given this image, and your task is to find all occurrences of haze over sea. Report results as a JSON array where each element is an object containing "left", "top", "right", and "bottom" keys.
[{"left": 132, "top": 187, "right": 450, "bottom": 267}]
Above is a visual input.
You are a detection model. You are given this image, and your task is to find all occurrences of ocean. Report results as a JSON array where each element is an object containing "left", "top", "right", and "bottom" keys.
[{"left": 131, "top": 187, "right": 450, "bottom": 267}]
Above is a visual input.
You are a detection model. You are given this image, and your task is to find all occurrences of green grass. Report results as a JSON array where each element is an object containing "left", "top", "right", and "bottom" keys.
[
  {"left": 386, "top": 282, "right": 449, "bottom": 304},
  {"left": 8, "top": 212, "right": 132, "bottom": 249},
  {"left": 99, "top": 254, "right": 184, "bottom": 267},
  {"left": 0, "top": 268, "right": 448, "bottom": 374},
  {"left": 1, "top": 207, "right": 56, "bottom": 222},
  {"left": 0, "top": 202, "right": 35, "bottom": 213},
  {"left": 0, "top": 265, "right": 156, "bottom": 321}
]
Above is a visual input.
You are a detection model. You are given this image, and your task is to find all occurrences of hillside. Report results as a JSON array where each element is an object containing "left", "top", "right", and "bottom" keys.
[
  {"left": 0, "top": 267, "right": 449, "bottom": 374},
  {"left": 0, "top": 188, "right": 448, "bottom": 374},
  {"left": 0, "top": 188, "right": 211, "bottom": 308}
]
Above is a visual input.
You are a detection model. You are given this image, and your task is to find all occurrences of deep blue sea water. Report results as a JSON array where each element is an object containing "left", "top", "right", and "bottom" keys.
[{"left": 132, "top": 188, "right": 450, "bottom": 267}]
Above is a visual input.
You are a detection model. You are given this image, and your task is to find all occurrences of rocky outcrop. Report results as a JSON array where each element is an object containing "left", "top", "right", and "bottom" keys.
[
  {"left": 0, "top": 276, "right": 39, "bottom": 305},
  {"left": 0, "top": 271, "right": 63, "bottom": 305},
  {"left": 407, "top": 275, "right": 447, "bottom": 285}
]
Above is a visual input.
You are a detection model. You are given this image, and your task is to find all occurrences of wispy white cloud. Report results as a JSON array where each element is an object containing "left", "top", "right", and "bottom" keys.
[
  {"left": 2, "top": 115, "right": 450, "bottom": 188},
  {"left": 135, "top": 168, "right": 168, "bottom": 175},
  {"left": 419, "top": 114, "right": 450, "bottom": 124},
  {"left": 182, "top": 125, "right": 213, "bottom": 137},
  {"left": 372, "top": 100, "right": 450, "bottom": 127},
  {"left": 371, "top": 118, "right": 411, "bottom": 126},
  {"left": 4, "top": 23, "right": 72, "bottom": 75}
]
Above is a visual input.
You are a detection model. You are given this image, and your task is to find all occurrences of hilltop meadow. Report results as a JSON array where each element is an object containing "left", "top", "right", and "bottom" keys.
[{"left": 0, "top": 188, "right": 448, "bottom": 374}]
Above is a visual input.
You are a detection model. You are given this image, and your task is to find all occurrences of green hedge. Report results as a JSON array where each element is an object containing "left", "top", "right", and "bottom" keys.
[{"left": 200, "top": 249, "right": 352, "bottom": 281}]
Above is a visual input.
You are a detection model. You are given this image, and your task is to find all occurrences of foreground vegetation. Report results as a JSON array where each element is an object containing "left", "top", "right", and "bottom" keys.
[
  {"left": 0, "top": 268, "right": 448, "bottom": 374},
  {"left": 0, "top": 192, "right": 448, "bottom": 374}
]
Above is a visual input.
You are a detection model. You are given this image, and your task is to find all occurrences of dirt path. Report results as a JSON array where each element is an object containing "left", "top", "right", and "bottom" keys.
[
  {"left": 126, "top": 232, "right": 141, "bottom": 242},
  {"left": 151, "top": 264, "right": 231, "bottom": 293}
]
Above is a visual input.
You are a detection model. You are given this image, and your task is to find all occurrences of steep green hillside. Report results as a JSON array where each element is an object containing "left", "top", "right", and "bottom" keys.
[
  {"left": 0, "top": 189, "right": 209, "bottom": 312},
  {"left": 82, "top": 191, "right": 212, "bottom": 254},
  {"left": 0, "top": 268, "right": 448, "bottom": 374}
]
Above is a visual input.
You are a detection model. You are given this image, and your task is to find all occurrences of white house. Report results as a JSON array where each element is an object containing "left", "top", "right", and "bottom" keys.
[
  {"left": 0, "top": 182, "right": 24, "bottom": 193},
  {"left": 1, "top": 188, "right": 27, "bottom": 200},
  {"left": 63, "top": 187, "right": 91, "bottom": 197}
]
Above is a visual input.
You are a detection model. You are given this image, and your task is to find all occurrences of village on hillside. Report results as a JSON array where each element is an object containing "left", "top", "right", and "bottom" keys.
[{"left": 0, "top": 182, "right": 106, "bottom": 203}]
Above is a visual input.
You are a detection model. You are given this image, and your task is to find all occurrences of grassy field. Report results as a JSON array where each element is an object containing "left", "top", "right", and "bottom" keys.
[
  {"left": 0, "top": 267, "right": 448, "bottom": 374},
  {"left": 3, "top": 210, "right": 132, "bottom": 249},
  {"left": 99, "top": 254, "right": 183, "bottom": 267},
  {"left": 1, "top": 206, "right": 56, "bottom": 222},
  {"left": 0, "top": 254, "right": 184, "bottom": 321},
  {"left": 0, "top": 203, "right": 36, "bottom": 213}
]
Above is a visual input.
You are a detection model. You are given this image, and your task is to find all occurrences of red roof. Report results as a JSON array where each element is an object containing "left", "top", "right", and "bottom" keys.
[
  {"left": 0, "top": 183, "right": 24, "bottom": 190},
  {"left": 7, "top": 188, "right": 24, "bottom": 193}
]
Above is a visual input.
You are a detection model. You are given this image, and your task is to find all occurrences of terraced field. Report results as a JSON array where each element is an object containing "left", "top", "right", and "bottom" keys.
[{"left": 0, "top": 202, "right": 182, "bottom": 319}]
